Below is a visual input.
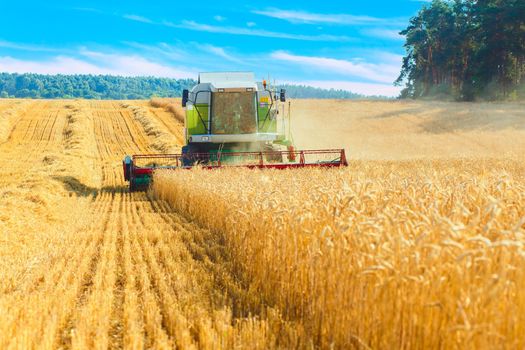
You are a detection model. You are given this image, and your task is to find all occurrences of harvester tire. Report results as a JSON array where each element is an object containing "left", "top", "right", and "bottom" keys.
[{"left": 264, "top": 145, "right": 283, "bottom": 162}]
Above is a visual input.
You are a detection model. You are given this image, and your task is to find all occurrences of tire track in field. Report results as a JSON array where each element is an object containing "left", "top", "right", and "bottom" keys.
[
  {"left": 20, "top": 101, "right": 53, "bottom": 142},
  {"left": 0, "top": 101, "right": 69, "bottom": 185},
  {"left": 0, "top": 102, "right": 39, "bottom": 177},
  {"left": 8, "top": 101, "right": 66, "bottom": 165},
  {"left": 4, "top": 100, "right": 41, "bottom": 143}
]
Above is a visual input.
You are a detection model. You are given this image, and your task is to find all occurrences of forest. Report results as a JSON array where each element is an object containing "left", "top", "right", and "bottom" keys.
[
  {"left": 279, "top": 84, "right": 372, "bottom": 99},
  {"left": 0, "top": 73, "right": 194, "bottom": 100},
  {"left": 0, "top": 73, "right": 371, "bottom": 100},
  {"left": 397, "top": 0, "right": 525, "bottom": 100}
]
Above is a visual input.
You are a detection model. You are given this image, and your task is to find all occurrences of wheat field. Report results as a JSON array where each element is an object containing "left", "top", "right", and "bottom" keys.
[{"left": 0, "top": 98, "right": 524, "bottom": 349}]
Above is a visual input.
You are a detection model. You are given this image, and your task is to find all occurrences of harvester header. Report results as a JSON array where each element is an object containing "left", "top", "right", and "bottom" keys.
[{"left": 123, "top": 72, "right": 347, "bottom": 191}]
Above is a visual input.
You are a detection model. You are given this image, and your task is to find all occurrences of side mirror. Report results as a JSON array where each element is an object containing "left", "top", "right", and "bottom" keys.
[
  {"left": 280, "top": 89, "right": 286, "bottom": 102},
  {"left": 182, "top": 89, "right": 189, "bottom": 107}
]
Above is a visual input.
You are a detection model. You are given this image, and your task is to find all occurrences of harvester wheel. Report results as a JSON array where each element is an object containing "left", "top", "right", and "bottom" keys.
[
  {"left": 264, "top": 145, "right": 283, "bottom": 163},
  {"left": 181, "top": 145, "right": 194, "bottom": 166}
]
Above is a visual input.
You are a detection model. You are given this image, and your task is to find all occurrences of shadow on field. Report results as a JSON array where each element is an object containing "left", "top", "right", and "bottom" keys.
[
  {"left": 99, "top": 184, "right": 129, "bottom": 193},
  {"left": 53, "top": 176, "right": 99, "bottom": 197},
  {"left": 419, "top": 104, "right": 525, "bottom": 134},
  {"left": 53, "top": 176, "right": 129, "bottom": 196},
  {"left": 365, "top": 103, "right": 525, "bottom": 134},
  {"left": 365, "top": 106, "right": 429, "bottom": 120}
]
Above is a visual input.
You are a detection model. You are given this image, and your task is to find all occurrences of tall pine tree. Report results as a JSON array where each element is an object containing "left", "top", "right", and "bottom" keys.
[{"left": 397, "top": 0, "right": 525, "bottom": 100}]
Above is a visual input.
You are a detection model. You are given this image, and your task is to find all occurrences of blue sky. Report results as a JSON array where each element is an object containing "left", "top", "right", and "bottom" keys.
[{"left": 0, "top": 1, "right": 427, "bottom": 96}]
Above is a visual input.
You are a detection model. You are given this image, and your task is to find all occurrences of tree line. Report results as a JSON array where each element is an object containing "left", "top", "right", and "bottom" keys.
[
  {"left": 279, "top": 84, "right": 378, "bottom": 99},
  {"left": 396, "top": 0, "right": 525, "bottom": 100},
  {"left": 0, "top": 73, "right": 381, "bottom": 100},
  {"left": 0, "top": 73, "right": 195, "bottom": 100}
]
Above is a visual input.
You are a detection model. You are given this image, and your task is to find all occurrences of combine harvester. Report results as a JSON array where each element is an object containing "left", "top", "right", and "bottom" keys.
[{"left": 123, "top": 72, "right": 348, "bottom": 191}]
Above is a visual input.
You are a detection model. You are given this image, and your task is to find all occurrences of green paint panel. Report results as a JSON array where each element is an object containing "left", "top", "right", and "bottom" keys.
[
  {"left": 257, "top": 106, "right": 276, "bottom": 133},
  {"left": 187, "top": 104, "right": 209, "bottom": 138},
  {"left": 132, "top": 174, "right": 151, "bottom": 190},
  {"left": 133, "top": 175, "right": 151, "bottom": 185}
]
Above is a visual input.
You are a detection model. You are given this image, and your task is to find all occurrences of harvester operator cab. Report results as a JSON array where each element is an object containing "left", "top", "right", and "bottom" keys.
[{"left": 180, "top": 72, "right": 290, "bottom": 156}]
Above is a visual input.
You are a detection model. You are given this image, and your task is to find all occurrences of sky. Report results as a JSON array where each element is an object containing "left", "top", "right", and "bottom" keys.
[{"left": 0, "top": 1, "right": 427, "bottom": 97}]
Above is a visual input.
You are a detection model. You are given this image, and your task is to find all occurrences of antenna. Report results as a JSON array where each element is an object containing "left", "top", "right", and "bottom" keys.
[{"left": 287, "top": 100, "right": 294, "bottom": 144}]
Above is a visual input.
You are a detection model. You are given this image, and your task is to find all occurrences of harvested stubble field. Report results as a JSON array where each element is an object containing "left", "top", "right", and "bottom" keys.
[{"left": 0, "top": 98, "right": 524, "bottom": 349}]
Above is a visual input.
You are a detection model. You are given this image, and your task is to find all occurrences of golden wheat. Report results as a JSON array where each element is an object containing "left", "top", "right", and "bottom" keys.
[
  {"left": 150, "top": 98, "right": 185, "bottom": 123},
  {"left": 1, "top": 98, "right": 524, "bottom": 349},
  {"left": 153, "top": 159, "right": 525, "bottom": 348},
  {"left": 291, "top": 100, "right": 525, "bottom": 159}
]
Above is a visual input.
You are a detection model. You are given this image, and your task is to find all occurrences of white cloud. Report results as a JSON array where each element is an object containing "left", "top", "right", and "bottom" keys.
[
  {"left": 214, "top": 15, "right": 226, "bottom": 22},
  {"left": 372, "top": 51, "right": 405, "bottom": 64},
  {"left": 284, "top": 80, "right": 401, "bottom": 97},
  {"left": 0, "top": 40, "right": 58, "bottom": 52},
  {"left": 122, "top": 41, "right": 187, "bottom": 60},
  {"left": 362, "top": 28, "right": 405, "bottom": 41},
  {"left": 77, "top": 49, "right": 195, "bottom": 78},
  {"left": 172, "top": 20, "right": 352, "bottom": 42},
  {"left": 0, "top": 56, "right": 114, "bottom": 75},
  {"left": 0, "top": 52, "right": 196, "bottom": 79},
  {"left": 246, "top": 22, "right": 256, "bottom": 27},
  {"left": 123, "top": 40, "right": 245, "bottom": 65},
  {"left": 193, "top": 44, "right": 243, "bottom": 63},
  {"left": 123, "top": 14, "right": 153, "bottom": 23},
  {"left": 271, "top": 51, "right": 401, "bottom": 84},
  {"left": 253, "top": 8, "right": 405, "bottom": 26}
]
